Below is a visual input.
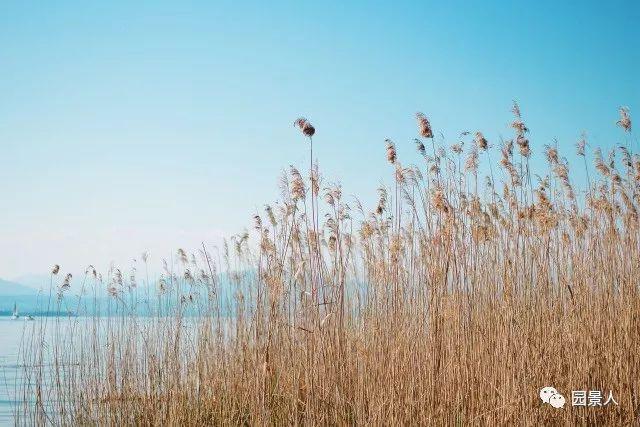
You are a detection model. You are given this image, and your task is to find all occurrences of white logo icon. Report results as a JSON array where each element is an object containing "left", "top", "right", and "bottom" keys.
[
  {"left": 540, "top": 386, "right": 565, "bottom": 408},
  {"left": 549, "top": 393, "right": 566, "bottom": 408}
]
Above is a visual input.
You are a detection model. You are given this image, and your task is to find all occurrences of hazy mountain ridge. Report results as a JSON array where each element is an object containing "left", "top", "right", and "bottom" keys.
[
  {"left": 0, "top": 273, "right": 241, "bottom": 316},
  {"left": 0, "top": 278, "right": 38, "bottom": 296},
  {"left": 10, "top": 273, "right": 52, "bottom": 290}
]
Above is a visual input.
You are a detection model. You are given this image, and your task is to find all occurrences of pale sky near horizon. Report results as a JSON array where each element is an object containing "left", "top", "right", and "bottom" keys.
[{"left": 1, "top": 1, "right": 638, "bottom": 280}]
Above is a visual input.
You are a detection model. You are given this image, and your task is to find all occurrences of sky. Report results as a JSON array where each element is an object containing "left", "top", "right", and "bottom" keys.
[{"left": 0, "top": 0, "right": 638, "bottom": 280}]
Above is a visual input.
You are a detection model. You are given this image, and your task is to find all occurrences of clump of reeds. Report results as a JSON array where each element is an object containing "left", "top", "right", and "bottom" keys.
[{"left": 16, "top": 105, "right": 640, "bottom": 425}]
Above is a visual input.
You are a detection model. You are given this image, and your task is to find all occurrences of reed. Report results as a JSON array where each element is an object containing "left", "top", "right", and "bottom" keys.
[{"left": 16, "top": 105, "right": 640, "bottom": 425}]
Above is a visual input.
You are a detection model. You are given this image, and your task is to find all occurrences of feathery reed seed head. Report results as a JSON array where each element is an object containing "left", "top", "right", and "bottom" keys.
[
  {"left": 474, "top": 132, "right": 488, "bottom": 150},
  {"left": 289, "top": 166, "right": 306, "bottom": 201},
  {"left": 294, "top": 117, "right": 316, "bottom": 137},
  {"left": 416, "top": 112, "right": 433, "bottom": 138},
  {"left": 385, "top": 139, "right": 397, "bottom": 164},
  {"left": 617, "top": 107, "right": 632, "bottom": 132}
]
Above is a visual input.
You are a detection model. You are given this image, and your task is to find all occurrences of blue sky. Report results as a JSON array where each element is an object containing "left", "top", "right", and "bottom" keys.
[{"left": 0, "top": 1, "right": 638, "bottom": 279}]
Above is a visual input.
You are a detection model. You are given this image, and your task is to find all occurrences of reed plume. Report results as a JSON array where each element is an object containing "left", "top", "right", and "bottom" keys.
[
  {"left": 416, "top": 112, "right": 433, "bottom": 138},
  {"left": 617, "top": 107, "right": 632, "bottom": 132}
]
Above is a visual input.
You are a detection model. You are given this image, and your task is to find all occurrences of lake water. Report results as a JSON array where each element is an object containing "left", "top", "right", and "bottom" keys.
[
  {"left": 0, "top": 316, "right": 83, "bottom": 426},
  {"left": 0, "top": 317, "right": 32, "bottom": 426},
  {"left": 0, "top": 314, "right": 227, "bottom": 426}
]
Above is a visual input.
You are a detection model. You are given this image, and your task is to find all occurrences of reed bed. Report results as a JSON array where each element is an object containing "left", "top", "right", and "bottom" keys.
[{"left": 16, "top": 104, "right": 640, "bottom": 425}]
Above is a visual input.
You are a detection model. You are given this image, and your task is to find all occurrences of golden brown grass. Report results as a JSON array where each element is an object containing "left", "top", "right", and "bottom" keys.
[{"left": 17, "top": 104, "right": 640, "bottom": 425}]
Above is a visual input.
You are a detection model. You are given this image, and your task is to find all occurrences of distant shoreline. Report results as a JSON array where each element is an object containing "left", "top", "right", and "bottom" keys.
[{"left": 0, "top": 311, "right": 76, "bottom": 317}]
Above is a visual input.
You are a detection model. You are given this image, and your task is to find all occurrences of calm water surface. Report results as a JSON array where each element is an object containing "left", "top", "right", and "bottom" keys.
[
  {"left": 0, "top": 317, "right": 93, "bottom": 426},
  {"left": 0, "top": 315, "right": 219, "bottom": 426},
  {"left": 0, "top": 317, "right": 34, "bottom": 426}
]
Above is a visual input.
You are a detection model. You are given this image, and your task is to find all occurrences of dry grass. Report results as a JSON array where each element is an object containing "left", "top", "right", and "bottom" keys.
[{"left": 17, "top": 105, "right": 640, "bottom": 425}]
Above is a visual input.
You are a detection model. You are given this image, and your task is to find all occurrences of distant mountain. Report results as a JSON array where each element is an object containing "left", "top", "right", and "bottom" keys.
[
  {"left": 10, "top": 273, "right": 51, "bottom": 291},
  {"left": 0, "top": 278, "right": 38, "bottom": 296},
  {"left": 0, "top": 274, "right": 243, "bottom": 316}
]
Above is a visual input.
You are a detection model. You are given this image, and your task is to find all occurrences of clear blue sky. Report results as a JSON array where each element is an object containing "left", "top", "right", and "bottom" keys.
[{"left": 0, "top": 1, "right": 638, "bottom": 279}]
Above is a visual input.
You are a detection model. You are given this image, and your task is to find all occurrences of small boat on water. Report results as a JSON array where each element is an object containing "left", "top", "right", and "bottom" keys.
[
  {"left": 24, "top": 315, "right": 35, "bottom": 321},
  {"left": 11, "top": 303, "right": 19, "bottom": 320}
]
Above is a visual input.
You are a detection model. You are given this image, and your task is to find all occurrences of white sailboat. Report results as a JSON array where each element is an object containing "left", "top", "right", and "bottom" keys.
[{"left": 11, "top": 303, "right": 19, "bottom": 320}]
